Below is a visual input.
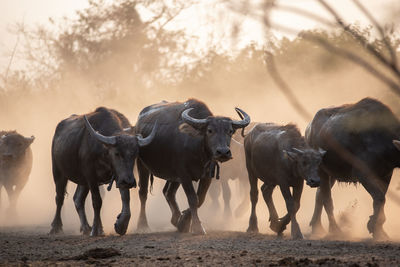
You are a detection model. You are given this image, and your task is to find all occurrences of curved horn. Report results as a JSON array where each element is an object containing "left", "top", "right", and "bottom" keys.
[
  {"left": 232, "top": 107, "right": 250, "bottom": 129},
  {"left": 182, "top": 108, "right": 207, "bottom": 129},
  {"left": 25, "top": 135, "right": 35, "bottom": 144},
  {"left": 137, "top": 121, "right": 158, "bottom": 147},
  {"left": 123, "top": 127, "right": 132, "bottom": 132},
  {"left": 84, "top": 115, "right": 116, "bottom": 146}
]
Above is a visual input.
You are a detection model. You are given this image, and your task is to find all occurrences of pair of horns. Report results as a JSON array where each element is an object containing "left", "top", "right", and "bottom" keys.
[
  {"left": 84, "top": 116, "right": 156, "bottom": 147},
  {"left": 182, "top": 107, "right": 250, "bottom": 129}
]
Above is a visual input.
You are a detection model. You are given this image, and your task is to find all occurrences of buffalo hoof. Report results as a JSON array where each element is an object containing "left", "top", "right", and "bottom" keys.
[
  {"left": 49, "top": 227, "right": 64, "bottom": 235},
  {"left": 136, "top": 216, "right": 150, "bottom": 233},
  {"left": 177, "top": 209, "right": 191, "bottom": 233},
  {"left": 291, "top": 231, "right": 304, "bottom": 240},
  {"left": 328, "top": 224, "right": 342, "bottom": 237},
  {"left": 49, "top": 225, "right": 63, "bottom": 235},
  {"left": 90, "top": 226, "right": 105, "bottom": 237},
  {"left": 80, "top": 225, "right": 92, "bottom": 236},
  {"left": 310, "top": 222, "right": 325, "bottom": 238},
  {"left": 270, "top": 219, "right": 286, "bottom": 234},
  {"left": 373, "top": 229, "right": 389, "bottom": 241},
  {"left": 171, "top": 212, "right": 181, "bottom": 228},
  {"left": 191, "top": 222, "right": 206, "bottom": 235},
  {"left": 114, "top": 212, "right": 131, "bottom": 236},
  {"left": 367, "top": 218, "right": 374, "bottom": 234},
  {"left": 246, "top": 224, "right": 259, "bottom": 233},
  {"left": 80, "top": 225, "right": 92, "bottom": 235}
]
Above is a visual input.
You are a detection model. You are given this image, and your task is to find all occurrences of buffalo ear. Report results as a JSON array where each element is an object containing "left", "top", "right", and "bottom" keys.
[
  {"left": 393, "top": 140, "right": 400, "bottom": 151},
  {"left": 283, "top": 150, "right": 297, "bottom": 161},
  {"left": 179, "top": 123, "right": 201, "bottom": 137}
]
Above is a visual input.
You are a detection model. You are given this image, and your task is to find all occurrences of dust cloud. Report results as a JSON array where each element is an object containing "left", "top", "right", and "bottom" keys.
[{"left": 1, "top": 27, "right": 400, "bottom": 242}]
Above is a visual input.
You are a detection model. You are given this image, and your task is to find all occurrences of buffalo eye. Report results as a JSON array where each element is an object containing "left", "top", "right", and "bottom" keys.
[
  {"left": 114, "top": 151, "right": 121, "bottom": 157},
  {"left": 207, "top": 128, "right": 213, "bottom": 134}
]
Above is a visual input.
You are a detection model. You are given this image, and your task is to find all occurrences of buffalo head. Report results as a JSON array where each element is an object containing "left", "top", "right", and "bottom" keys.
[
  {"left": 0, "top": 132, "right": 34, "bottom": 161},
  {"left": 84, "top": 116, "right": 156, "bottom": 189},
  {"left": 179, "top": 107, "right": 250, "bottom": 162},
  {"left": 283, "top": 147, "right": 325, "bottom": 187}
]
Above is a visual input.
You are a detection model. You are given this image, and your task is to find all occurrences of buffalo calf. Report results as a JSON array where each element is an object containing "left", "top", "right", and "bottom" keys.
[{"left": 245, "top": 123, "right": 324, "bottom": 239}]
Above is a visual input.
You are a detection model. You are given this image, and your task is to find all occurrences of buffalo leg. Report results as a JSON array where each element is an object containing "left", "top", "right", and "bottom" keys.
[
  {"left": 235, "top": 177, "right": 250, "bottom": 217},
  {"left": 4, "top": 184, "right": 21, "bottom": 216},
  {"left": 137, "top": 159, "right": 150, "bottom": 232},
  {"left": 208, "top": 180, "right": 221, "bottom": 211},
  {"left": 246, "top": 171, "right": 259, "bottom": 233},
  {"left": 163, "top": 181, "right": 181, "bottom": 227},
  {"left": 178, "top": 178, "right": 212, "bottom": 234},
  {"left": 196, "top": 177, "right": 212, "bottom": 208},
  {"left": 320, "top": 175, "right": 341, "bottom": 235},
  {"left": 280, "top": 183, "right": 303, "bottom": 240},
  {"left": 73, "top": 185, "right": 91, "bottom": 235},
  {"left": 50, "top": 167, "right": 68, "bottom": 235},
  {"left": 260, "top": 183, "right": 282, "bottom": 234},
  {"left": 360, "top": 173, "right": 390, "bottom": 240},
  {"left": 309, "top": 186, "right": 324, "bottom": 235},
  {"left": 89, "top": 185, "right": 104, "bottom": 236},
  {"left": 114, "top": 188, "right": 131, "bottom": 235},
  {"left": 221, "top": 179, "right": 232, "bottom": 218},
  {"left": 310, "top": 172, "right": 337, "bottom": 235},
  {"left": 178, "top": 179, "right": 205, "bottom": 235}
]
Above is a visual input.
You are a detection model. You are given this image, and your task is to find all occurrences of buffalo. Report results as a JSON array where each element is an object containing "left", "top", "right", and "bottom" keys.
[
  {"left": 0, "top": 131, "right": 34, "bottom": 214},
  {"left": 306, "top": 98, "right": 400, "bottom": 240},
  {"left": 50, "top": 107, "right": 156, "bottom": 236},
  {"left": 245, "top": 123, "right": 324, "bottom": 239},
  {"left": 135, "top": 99, "right": 250, "bottom": 234}
]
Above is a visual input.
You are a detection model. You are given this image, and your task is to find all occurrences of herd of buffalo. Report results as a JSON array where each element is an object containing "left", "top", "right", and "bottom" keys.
[{"left": 1, "top": 97, "right": 400, "bottom": 241}]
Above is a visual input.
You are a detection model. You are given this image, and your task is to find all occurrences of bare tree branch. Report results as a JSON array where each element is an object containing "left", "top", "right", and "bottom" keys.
[
  {"left": 300, "top": 32, "right": 400, "bottom": 96},
  {"left": 3, "top": 34, "right": 20, "bottom": 87},
  {"left": 318, "top": 0, "right": 400, "bottom": 80},
  {"left": 352, "top": 0, "right": 398, "bottom": 70},
  {"left": 275, "top": 4, "right": 336, "bottom": 28}
]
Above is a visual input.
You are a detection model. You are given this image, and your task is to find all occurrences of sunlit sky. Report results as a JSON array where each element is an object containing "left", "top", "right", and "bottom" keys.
[{"left": 0, "top": 0, "right": 398, "bottom": 71}]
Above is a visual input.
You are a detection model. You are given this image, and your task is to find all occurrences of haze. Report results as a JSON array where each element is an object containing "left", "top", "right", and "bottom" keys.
[{"left": 0, "top": 0, "right": 400, "bottom": 242}]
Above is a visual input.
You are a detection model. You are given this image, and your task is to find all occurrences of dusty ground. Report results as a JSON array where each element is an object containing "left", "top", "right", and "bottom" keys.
[{"left": 1, "top": 226, "right": 400, "bottom": 266}]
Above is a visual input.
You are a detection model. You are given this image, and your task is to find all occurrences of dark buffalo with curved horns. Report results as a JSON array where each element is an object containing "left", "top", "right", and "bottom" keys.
[
  {"left": 135, "top": 99, "right": 250, "bottom": 234},
  {"left": 0, "top": 131, "right": 34, "bottom": 215},
  {"left": 306, "top": 98, "right": 400, "bottom": 240},
  {"left": 50, "top": 107, "right": 156, "bottom": 236}
]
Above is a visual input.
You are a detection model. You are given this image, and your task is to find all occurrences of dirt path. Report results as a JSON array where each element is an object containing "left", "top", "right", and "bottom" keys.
[{"left": 1, "top": 227, "right": 400, "bottom": 266}]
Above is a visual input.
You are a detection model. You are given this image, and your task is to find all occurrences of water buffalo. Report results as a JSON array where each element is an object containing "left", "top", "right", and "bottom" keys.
[
  {"left": 0, "top": 131, "right": 34, "bottom": 214},
  {"left": 50, "top": 107, "right": 156, "bottom": 236},
  {"left": 306, "top": 98, "right": 400, "bottom": 240},
  {"left": 135, "top": 99, "right": 250, "bottom": 234},
  {"left": 245, "top": 123, "right": 324, "bottom": 239}
]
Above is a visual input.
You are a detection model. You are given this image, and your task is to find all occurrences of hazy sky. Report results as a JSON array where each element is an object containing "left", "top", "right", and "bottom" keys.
[{"left": 0, "top": 0, "right": 398, "bottom": 71}]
